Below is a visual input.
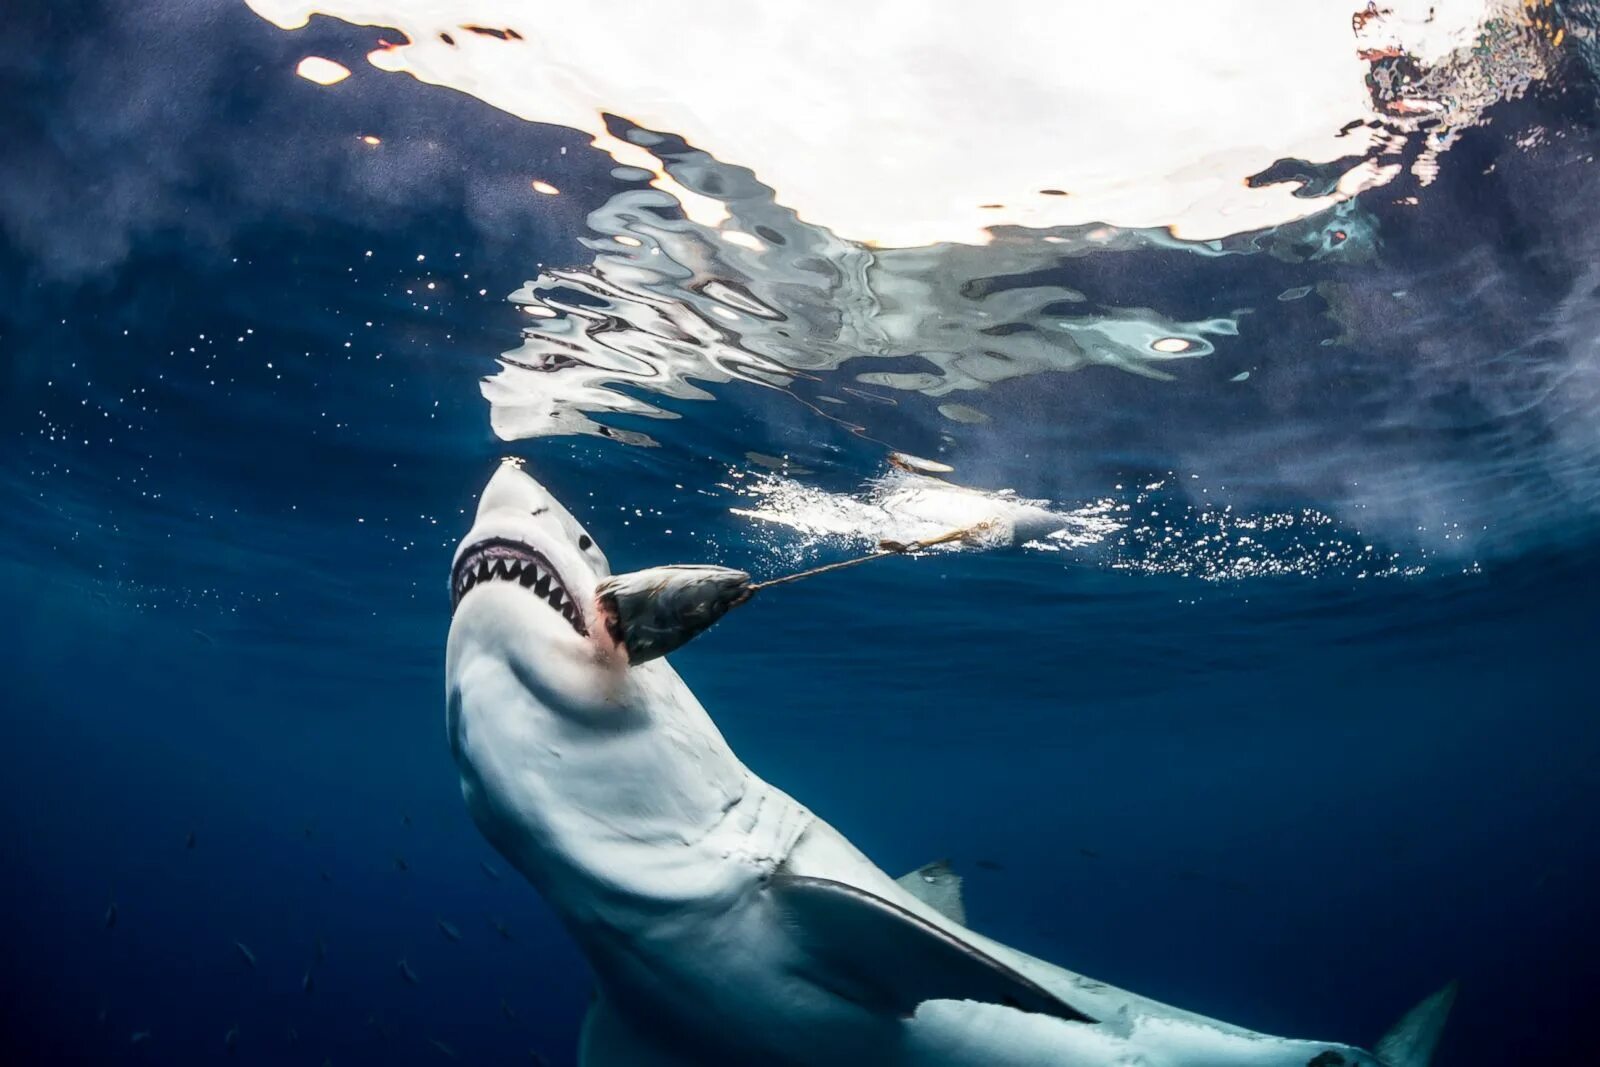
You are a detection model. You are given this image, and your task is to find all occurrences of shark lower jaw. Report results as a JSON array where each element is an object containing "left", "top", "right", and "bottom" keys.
[{"left": 451, "top": 538, "right": 589, "bottom": 636}]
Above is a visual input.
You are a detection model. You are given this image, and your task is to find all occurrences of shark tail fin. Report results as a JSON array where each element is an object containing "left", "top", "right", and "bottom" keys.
[{"left": 1373, "top": 982, "right": 1458, "bottom": 1067}]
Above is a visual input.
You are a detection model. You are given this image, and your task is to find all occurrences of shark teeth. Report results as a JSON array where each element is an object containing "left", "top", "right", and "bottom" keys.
[{"left": 450, "top": 539, "right": 588, "bottom": 636}]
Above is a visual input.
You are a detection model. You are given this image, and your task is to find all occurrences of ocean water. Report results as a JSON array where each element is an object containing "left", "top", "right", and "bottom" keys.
[{"left": 4, "top": 2, "right": 1599, "bottom": 1064}]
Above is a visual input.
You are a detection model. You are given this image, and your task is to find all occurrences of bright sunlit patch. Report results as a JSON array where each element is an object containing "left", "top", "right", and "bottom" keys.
[
  {"left": 295, "top": 56, "right": 351, "bottom": 85},
  {"left": 1152, "top": 338, "right": 1193, "bottom": 353},
  {"left": 248, "top": 0, "right": 1546, "bottom": 246},
  {"left": 530, "top": 180, "right": 560, "bottom": 195},
  {"left": 359, "top": 134, "right": 381, "bottom": 145},
  {"left": 721, "top": 231, "right": 764, "bottom": 251}
]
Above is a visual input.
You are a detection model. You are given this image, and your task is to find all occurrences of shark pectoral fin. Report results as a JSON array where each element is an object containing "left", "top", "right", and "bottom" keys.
[
  {"left": 894, "top": 860, "right": 967, "bottom": 926},
  {"left": 771, "top": 874, "right": 1094, "bottom": 1025},
  {"left": 579, "top": 994, "right": 699, "bottom": 1067},
  {"left": 1373, "top": 981, "right": 1458, "bottom": 1067}
]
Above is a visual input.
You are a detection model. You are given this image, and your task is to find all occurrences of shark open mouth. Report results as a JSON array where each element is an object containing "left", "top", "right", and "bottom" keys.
[{"left": 451, "top": 538, "right": 588, "bottom": 634}]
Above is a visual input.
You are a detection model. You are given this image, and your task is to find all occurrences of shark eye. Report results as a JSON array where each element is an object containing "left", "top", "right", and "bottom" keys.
[{"left": 578, "top": 534, "right": 593, "bottom": 551}]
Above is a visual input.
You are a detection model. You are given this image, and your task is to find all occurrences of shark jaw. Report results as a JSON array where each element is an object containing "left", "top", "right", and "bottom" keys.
[
  {"left": 451, "top": 537, "right": 588, "bottom": 635},
  {"left": 447, "top": 459, "right": 618, "bottom": 659}
]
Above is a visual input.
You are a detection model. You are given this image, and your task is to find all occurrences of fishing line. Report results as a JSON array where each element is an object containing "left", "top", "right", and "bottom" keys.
[{"left": 748, "top": 521, "right": 994, "bottom": 591}]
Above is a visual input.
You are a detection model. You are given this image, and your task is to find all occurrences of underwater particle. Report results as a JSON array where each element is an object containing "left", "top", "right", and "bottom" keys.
[
  {"left": 224, "top": 1026, "right": 239, "bottom": 1054},
  {"left": 398, "top": 958, "right": 420, "bottom": 985},
  {"left": 530, "top": 180, "right": 560, "bottom": 195},
  {"left": 129, "top": 1031, "right": 151, "bottom": 1046},
  {"left": 1151, "top": 337, "right": 1193, "bottom": 353},
  {"left": 103, "top": 901, "right": 117, "bottom": 929},
  {"left": 295, "top": 56, "right": 351, "bottom": 85},
  {"left": 185, "top": 830, "right": 196, "bottom": 849},
  {"left": 975, "top": 860, "right": 1004, "bottom": 871},
  {"left": 479, "top": 860, "right": 502, "bottom": 880},
  {"left": 303, "top": 969, "right": 315, "bottom": 994},
  {"left": 437, "top": 918, "right": 462, "bottom": 942},
  {"left": 500, "top": 998, "right": 518, "bottom": 1022},
  {"left": 1079, "top": 848, "right": 1102, "bottom": 859},
  {"left": 234, "top": 941, "right": 257, "bottom": 968},
  {"left": 1230, "top": 371, "right": 1251, "bottom": 381},
  {"left": 430, "top": 1038, "right": 459, "bottom": 1059},
  {"left": 937, "top": 402, "right": 989, "bottom": 424},
  {"left": 492, "top": 917, "right": 514, "bottom": 941}
]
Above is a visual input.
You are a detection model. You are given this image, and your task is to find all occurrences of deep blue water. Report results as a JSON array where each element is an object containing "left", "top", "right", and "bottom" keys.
[{"left": 4, "top": 3, "right": 1600, "bottom": 1065}]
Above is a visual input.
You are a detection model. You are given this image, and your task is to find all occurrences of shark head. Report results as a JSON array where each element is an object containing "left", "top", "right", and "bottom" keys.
[
  {"left": 444, "top": 460, "right": 756, "bottom": 908},
  {"left": 447, "top": 458, "right": 632, "bottom": 725},
  {"left": 451, "top": 457, "right": 613, "bottom": 620}
]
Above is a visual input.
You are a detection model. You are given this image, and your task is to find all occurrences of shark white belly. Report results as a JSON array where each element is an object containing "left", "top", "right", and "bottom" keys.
[{"left": 446, "top": 460, "right": 1454, "bottom": 1067}]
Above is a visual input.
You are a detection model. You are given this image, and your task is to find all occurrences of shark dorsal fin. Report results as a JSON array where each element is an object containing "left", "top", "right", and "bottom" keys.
[
  {"left": 895, "top": 860, "right": 966, "bottom": 926},
  {"left": 1374, "top": 982, "right": 1458, "bottom": 1067},
  {"left": 770, "top": 874, "right": 1093, "bottom": 1025}
]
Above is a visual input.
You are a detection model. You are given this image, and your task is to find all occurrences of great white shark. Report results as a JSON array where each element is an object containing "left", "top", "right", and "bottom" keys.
[{"left": 445, "top": 460, "right": 1455, "bottom": 1067}]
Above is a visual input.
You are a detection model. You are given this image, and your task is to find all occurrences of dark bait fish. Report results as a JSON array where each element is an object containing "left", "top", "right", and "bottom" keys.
[
  {"left": 596, "top": 564, "right": 753, "bottom": 665},
  {"left": 595, "top": 523, "right": 997, "bottom": 664}
]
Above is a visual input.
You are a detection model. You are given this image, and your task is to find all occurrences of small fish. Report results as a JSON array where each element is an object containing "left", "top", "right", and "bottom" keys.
[
  {"left": 1078, "top": 848, "right": 1101, "bottom": 860},
  {"left": 402, "top": 813, "right": 412, "bottom": 827},
  {"left": 429, "top": 1038, "right": 459, "bottom": 1059},
  {"left": 436, "top": 918, "right": 461, "bottom": 942},
  {"left": 394, "top": 856, "right": 409, "bottom": 873},
  {"left": 974, "top": 859, "right": 1004, "bottom": 871},
  {"left": 499, "top": 998, "right": 518, "bottom": 1022},
  {"left": 287, "top": 1026, "right": 299, "bottom": 1043},
  {"left": 224, "top": 1026, "right": 239, "bottom": 1053},
  {"left": 302, "top": 969, "right": 315, "bottom": 994},
  {"left": 130, "top": 1031, "right": 151, "bottom": 1046},
  {"left": 596, "top": 565, "right": 752, "bottom": 664},
  {"left": 185, "top": 831, "right": 196, "bottom": 849},
  {"left": 234, "top": 941, "right": 257, "bottom": 968},
  {"left": 529, "top": 1052, "right": 551, "bottom": 1066},
  {"left": 104, "top": 902, "right": 118, "bottom": 929},
  {"left": 320, "top": 869, "right": 333, "bottom": 883},
  {"left": 491, "top": 917, "right": 514, "bottom": 942},
  {"left": 398, "top": 958, "right": 420, "bottom": 985},
  {"left": 479, "top": 861, "right": 502, "bottom": 880},
  {"left": 303, "top": 826, "right": 314, "bottom": 839}
]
